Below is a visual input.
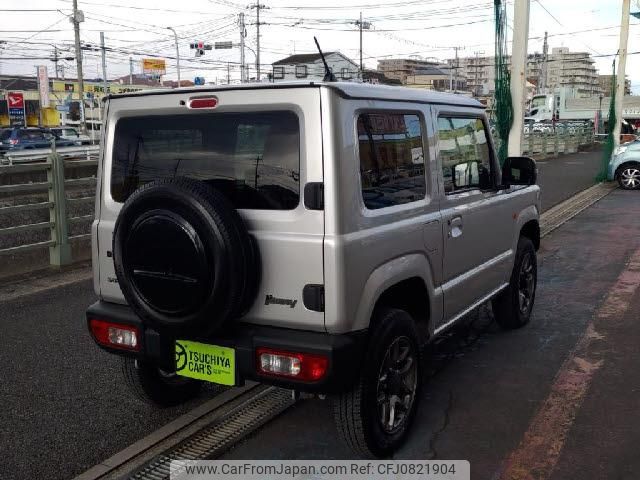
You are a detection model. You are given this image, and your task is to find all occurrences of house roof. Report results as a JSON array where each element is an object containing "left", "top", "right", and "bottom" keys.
[
  {"left": 272, "top": 51, "right": 358, "bottom": 67},
  {"left": 414, "top": 66, "right": 451, "bottom": 76},
  {"left": 272, "top": 53, "right": 336, "bottom": 65}
]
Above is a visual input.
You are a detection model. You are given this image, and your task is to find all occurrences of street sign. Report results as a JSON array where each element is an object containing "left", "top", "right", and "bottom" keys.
[
  {"left": 6, "top": 91, "right": 26, "bottom": 126},
  {"left": 142, "top": 58, "right": 166, "bottom": 75},
  {"left": 214, "top": 41, "right": 233, "bottom": 50},
  {"left": 194, "top": 77, "right": 205, "bottom": 85},
  {"left": 37, "top": 65, "right": 50, "bottom": 108},
  {"left": 56, "top": 105, "right": 70, "bottom": 112}
]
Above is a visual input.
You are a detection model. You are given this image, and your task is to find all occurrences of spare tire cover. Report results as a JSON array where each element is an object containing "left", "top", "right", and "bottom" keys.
[{"left": 113, "top": 177, "right": 259, "bottom": 336}]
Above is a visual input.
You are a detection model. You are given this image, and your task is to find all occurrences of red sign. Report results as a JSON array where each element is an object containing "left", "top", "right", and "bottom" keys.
[{"left": 7, "top": 91, "right": 24, "bottom": 109}]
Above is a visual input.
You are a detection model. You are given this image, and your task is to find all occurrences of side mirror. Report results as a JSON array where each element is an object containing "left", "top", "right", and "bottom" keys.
[{"left": 502, "top": 156, "right": 537, "bottom": 187}]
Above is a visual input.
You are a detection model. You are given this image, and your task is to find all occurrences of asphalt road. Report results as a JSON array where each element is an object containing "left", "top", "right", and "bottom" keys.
[
  {"left": 536, "top": 147, "right": 604, "bottom": 211},
  {"left": 0, "top": 282, "right": 226, "bottom": 480},
  {"left": 0, "top": 147, "right": 611, "bottom": 480}
]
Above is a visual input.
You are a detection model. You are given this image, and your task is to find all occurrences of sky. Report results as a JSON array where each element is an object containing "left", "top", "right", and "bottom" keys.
[{"left": 0, "top": 0, "right": 639, "bottom": 93}]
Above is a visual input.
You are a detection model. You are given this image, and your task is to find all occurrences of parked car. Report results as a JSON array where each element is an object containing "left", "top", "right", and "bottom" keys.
[
  {"left": 48, "top": 127, "right": 91, "bottom": 146},
  {"left": 0, "top": 127, "right": 75, "bottom": 153},
  {"left": 86, "top": 82, "right": 540, "bottom": 458},
  {"left": 609, "top": 139, "right": 640, "bottom": 190}
]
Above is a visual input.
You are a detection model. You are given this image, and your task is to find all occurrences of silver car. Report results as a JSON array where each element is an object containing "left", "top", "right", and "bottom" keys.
[
  {"left": 609, "top": 139, "right": 640, "bottom": 190},
  {"left": 86, "top": 82, "right": 540, "bottom": 458}
]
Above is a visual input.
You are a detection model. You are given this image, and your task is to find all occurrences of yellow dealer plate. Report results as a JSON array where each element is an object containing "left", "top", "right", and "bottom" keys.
[{"left": 175, "top": 340, "right": 235, "bottom": 386}]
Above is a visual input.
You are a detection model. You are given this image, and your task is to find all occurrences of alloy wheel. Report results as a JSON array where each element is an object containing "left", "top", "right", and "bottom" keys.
[
  {"left": 620, "top": 168, "right": 640, "bottom": 189},
  {"left": 518, "top": 253, "right": 535, "bottom": 314},
  {"left": 376, "top": 336, "right": 418, "bottom": 434}
]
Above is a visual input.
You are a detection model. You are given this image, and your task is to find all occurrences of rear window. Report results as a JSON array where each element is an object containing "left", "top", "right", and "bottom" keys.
[
  {"left": 111, "top": 111, "right": 300, "bottom": 210},
  {"left": 0, "top": 130, "right": 11, "bottom": 140}
]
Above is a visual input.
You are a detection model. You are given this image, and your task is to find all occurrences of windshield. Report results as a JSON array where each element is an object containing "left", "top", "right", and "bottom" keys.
[
  {"left": 530, "top": 96, "right": 548, "bottom": 109},
  {"left": 111, "top": 111, "right": 300, "bottom": 210}
]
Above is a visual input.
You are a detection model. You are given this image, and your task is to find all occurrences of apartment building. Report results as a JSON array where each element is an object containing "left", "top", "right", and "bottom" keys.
[{"left": 377, "top": 58, "right": 441, "bottom": 84}]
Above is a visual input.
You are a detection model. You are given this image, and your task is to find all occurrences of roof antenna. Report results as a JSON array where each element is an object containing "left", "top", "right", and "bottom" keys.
[{"left": 314, "top": 36, "right": 337, "bottom": 82}]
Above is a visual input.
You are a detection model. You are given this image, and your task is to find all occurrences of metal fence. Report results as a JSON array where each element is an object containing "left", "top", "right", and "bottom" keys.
[
  {"left": 492, "top": 125, "right": 596, "bottom": 159},
  {"left": 1, "top": 145, "right": 100, "bottom": 166},
  {"left": 0, "top": 150, "right": 97, "bottom": 267}
]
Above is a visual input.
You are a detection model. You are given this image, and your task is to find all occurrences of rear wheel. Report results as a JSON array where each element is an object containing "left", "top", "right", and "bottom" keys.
[
  {"left": 121, "top": 357, "right": 202, "bottom": 407},
  {"left": 333, "top": 309, "right": 421, "bottom": 458},
  {"left": 617, "top": 165, "right": 640, "bottom": 190},
  {"left": 493, "top": 236, "right": 537, "bottom": 329}
]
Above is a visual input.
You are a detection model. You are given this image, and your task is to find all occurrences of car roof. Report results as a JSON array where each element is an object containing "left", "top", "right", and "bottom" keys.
[{"left": 106, "top": 81, "right": 484, "bottom": 109}]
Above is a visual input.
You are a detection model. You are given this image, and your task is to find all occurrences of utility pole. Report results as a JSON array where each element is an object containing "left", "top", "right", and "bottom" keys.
[
  {"left": 72, "top": 0, "right": 87, "bottom": 134},
  {"left": 449, "top": 46, "right": 462, "bottom": 92},
  {"left": 613, "top": 0, "right": 631, "bottom": 150},
  {"left": 227, "top": 62, "right": 231, "bottom": 84},
  {"left": 166, "top": 27, "right": 181, "bottom": 86},
  {"left": 251, "top": 2, "right": 266, "bottom": 81},
  {"left": 239, "top": 13, "right": 246, "bottom": 82},
  {"left": 100, "top": 32, "right": 108, "bottom": 95},
  {"left": 353, "top": 13, "right": 371, "bottom": 79},
  {"left": 129, "top": 57, "right": 133, "bottom": 85},
  {"left": 474, "top": 51, "right": 480, "bottom": 97},
  {"left": 359, "top": 12, "right": 363, "bottom": 76},
  {"left": 52, "top": 46, "right": 59, "bottom": 79},
  {"left": 508, "top": 0, "right": 530, "bottom": 157},
  {"left": 539, "top": 31, "right": 548, "bottom": 93}
]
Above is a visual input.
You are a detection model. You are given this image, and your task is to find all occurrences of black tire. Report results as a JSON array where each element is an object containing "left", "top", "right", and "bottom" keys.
[
  {"left": 493, "top": 236, "right": 537, "bottom": 329},
  {"left": 616, "top": 163, "right": 640, "bottom": 190},
  {"left": 333, "top": 308, "right": 421, "bottom": 458},
  {"left": 121, "top": 357, "right": 202, "bottom": 407},
  {"left": 113, "top": 177, "right": 259, "bottom": 337}
]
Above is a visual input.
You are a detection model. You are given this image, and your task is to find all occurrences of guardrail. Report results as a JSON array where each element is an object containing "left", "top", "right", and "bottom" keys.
[
  {"left": 1, "top": 145, "right": 100, "bottom": 166},
  {"left": 492, "top": 126, "right": 596, "bottom": 159},
  {"left": 0, "top": 151, "right": 97, "bottom": 267}
]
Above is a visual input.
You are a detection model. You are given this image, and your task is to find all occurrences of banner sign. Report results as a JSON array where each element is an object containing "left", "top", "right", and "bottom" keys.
[
  {"left": 37, "top": 65, "right": 50, "bottom": 108},
  {"left": 142, "top": 58, "right": 166, "bottom": 75},
  {"left": 7, "top": 91, "right": 26, "bottom": 126}
]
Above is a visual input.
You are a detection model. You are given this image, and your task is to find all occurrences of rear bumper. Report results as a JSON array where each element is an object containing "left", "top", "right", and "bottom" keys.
[{"left": 86, "top": 300, "right": 367, "bottom": 393}]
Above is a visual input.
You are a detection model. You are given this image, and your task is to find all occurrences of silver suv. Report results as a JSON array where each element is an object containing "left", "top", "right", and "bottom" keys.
[{"left": 87, "top": 82, "right": 540, "bottom": 458}]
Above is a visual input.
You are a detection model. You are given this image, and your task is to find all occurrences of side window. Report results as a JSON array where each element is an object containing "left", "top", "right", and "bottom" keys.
[
  {"left": 357, "top": 112, "right": 426, "bottom": 210},
  {"left": 295, "top": 65, "right": 307, "bottom": 78},
  {"left": 273, "top": 66, "right": 285, "bottom": 80},
  {"left": 437, "top": 116, "right": 492, "bottom": 194}
]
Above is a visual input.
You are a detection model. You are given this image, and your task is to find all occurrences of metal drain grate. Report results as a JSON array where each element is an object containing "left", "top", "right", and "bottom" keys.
[
  {"left": 540, "top": 182, "right": 615, "bottom": 237},
  {"left": 127, "top": 387, "right": 295, "bottom": 480}
]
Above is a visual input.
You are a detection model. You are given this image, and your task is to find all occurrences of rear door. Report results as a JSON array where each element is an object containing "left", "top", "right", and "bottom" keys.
[
  {"left": 96, "top": 87, "right": 325, "bottom": 331},
  {"left": 434, "top": 109, "right": 514, "bottom": 323}
]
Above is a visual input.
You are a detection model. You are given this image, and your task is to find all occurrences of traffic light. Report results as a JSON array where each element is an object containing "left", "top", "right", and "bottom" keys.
[{"left": 189, "top": 41, "right": 212, "bottom": 57}]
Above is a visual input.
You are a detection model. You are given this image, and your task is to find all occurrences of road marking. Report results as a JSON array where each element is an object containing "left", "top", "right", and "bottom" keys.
[{"left": 496, "top": 246, "right": 640, "bottom": 480}]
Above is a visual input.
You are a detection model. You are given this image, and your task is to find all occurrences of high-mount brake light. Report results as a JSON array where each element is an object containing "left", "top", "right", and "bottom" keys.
[{"left": 188, "top": 97, "right": 218, "bottom": 109}]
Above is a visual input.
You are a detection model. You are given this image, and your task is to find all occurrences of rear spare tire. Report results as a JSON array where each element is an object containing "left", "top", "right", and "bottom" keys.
[{"left": 113, "top": 177, "right": 259, "bottom": 336}]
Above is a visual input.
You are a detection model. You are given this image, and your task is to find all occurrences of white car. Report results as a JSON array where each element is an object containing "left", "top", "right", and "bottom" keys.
[{"left": 48, "top": 127, "right": 91, "bottom": 146}]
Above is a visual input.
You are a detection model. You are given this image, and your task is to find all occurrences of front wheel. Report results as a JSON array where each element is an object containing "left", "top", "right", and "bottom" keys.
[
  {"left": 493, "top": 236, "right": 537, "bottom": 329},
  {"left": 617, "top": 165, "right": 640, "bottom": 190},
  {"left": 121, "top": 357, "right": 202, "bottom": 407},
  {"left": 333, "top": 308, "right": 421, "bottom": 458}
]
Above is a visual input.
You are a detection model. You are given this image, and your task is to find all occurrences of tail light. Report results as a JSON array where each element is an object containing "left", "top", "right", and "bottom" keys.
[
  {"left": 256, "top": 347, "right": 328, "bottom": 381},
  {"left": 89, "top": 319, "right": 139, "bottom": 351},
  {"left": 9, "top": 139, "right": 19, "bottom": 145}
]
